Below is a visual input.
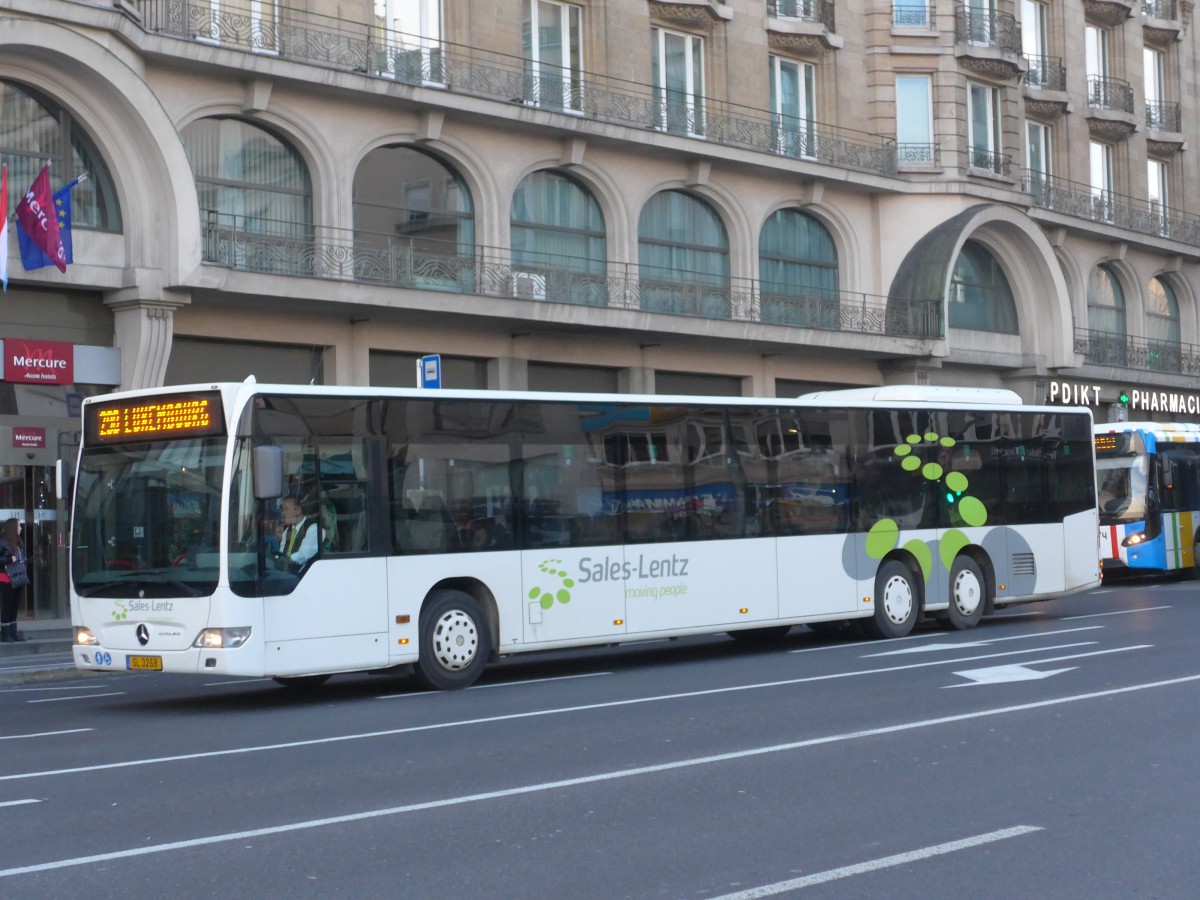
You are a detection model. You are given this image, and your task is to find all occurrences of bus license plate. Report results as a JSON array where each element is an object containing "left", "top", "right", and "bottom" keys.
[{"left": 127, "top": 655, "right": 162, "bottom": 671}]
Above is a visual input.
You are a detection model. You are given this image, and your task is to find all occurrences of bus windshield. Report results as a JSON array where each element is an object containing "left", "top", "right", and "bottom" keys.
[
  {"left": 1096, "top": 454, "right": 1149, "bottom": 525},
  {"left": 71, "top": 438, "right": 227, "bottom": 598}
]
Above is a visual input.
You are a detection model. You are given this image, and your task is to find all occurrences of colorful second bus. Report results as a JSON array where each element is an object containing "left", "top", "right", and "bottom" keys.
[{"left": 1095, "top": 421, "right": 1200, "bottom": 577}]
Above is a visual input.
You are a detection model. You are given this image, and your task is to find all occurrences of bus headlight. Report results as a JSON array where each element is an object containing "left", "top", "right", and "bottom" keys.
[
  {"left": 1122, "top": 532, "right": 1147, "bottom": 547},
  {"left": 75, "top": 628, "right": 98, "bottom": 646},
  {"left": 193, "top": 627, "right": 251, "bottom": 649}
]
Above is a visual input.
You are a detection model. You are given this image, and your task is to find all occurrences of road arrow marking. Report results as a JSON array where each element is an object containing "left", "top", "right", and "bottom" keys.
[{"left": 949, "top": 664, "right": 1076, "bottom": 686}]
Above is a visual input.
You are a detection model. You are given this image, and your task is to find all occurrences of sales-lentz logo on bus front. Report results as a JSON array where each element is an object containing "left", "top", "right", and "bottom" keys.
[{"left": 4, "top": 339, "right": 74, "bottom": 385}]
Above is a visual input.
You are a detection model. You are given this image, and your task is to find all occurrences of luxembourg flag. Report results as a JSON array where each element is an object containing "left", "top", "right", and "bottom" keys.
[{"left": 1, "top": 163, "right": 9, "bottom": 292}]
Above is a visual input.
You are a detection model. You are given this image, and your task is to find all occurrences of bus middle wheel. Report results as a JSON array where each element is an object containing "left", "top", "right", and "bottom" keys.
[
  {"left": 415, "top": 589, "right": 491, "bottom": 690},
  {"left": 866, "top": 560, "right": 919, "bottom": 639}
]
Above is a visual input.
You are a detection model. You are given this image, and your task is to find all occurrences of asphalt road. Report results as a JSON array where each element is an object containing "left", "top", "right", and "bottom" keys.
[{"left": 1, "top": 578, "right": 1198, "bottom": 899}]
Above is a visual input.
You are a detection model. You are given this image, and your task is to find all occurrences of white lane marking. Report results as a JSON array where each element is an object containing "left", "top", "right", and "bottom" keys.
[
  {"left": 0, "top": 684, "right": 112, "bottom": 694},
  {"left": 864, "top": 626, "right": 1103, "bottom": 656},
  {"left": 0, "top": 642, "right": 1150, "bottom": 784},
  {"left": 1063, "top": 606, "right": 1171, "bottom": 620},
  {"left": 950, "top": 665, "right": 1077, "bottom": 685},
  {"left": 4, "top": 675, "right": 1198, "bottom": 879},
  {"left": 789, "top": 631, "right": 939, "bottom": 654},
  {"left": 0, "top": 800, "right": 40, "bottom": 809},
  {"left": 710, "top": 826, "right": 1043, "bottom": 898},
  {"left": 202, "top": 679, "right": 274, "bottom": 687},
  {"left": 455, "top": 672, "right": 611, "bottom": 692},
  {"left": 26, "top": 692, "right": 125, "bottom": 704},
  {"left": 0, "top": 729, "right": 92, "bottom": 741}
]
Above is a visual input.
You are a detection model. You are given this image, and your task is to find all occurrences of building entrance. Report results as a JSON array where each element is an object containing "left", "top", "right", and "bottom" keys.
[{"left": 0, "top": 464, "right": 68, "bottom": 621}]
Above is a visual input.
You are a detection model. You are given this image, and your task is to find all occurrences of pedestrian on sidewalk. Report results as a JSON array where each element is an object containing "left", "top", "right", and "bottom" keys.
[{"left": 0, "top": 517, "right": 29, "bottom": 643}]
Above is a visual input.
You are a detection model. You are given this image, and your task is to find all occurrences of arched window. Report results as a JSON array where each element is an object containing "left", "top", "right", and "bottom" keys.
[
  {"left": 1146, "top": 275, "right": 1181, "bottom": 372},
  {"left": 637, "top": 190, "right": 730, "bottom": 319},
  {"left": 1087, "top": 264, "right": 1126, "bottom": 336},
  {"left": 1146, "top": 276, "right": 1180, "bottom": 345},
  {"left": 183, "top": 117, "right": 311, "bottom": 230},
  {"left": 948, "top": 240, "right": 1018, "bottom": 333},
  {"left": 759, "top": 208, "right": 839, "bottom": 327},
  {"left": 511, "top": 170, "right": 606, "bottom": 306},
  {"left": 0, "top": 79, "right": 121, "bottom": 231},
  {"left": 352, "top": 145, "right": 474, "bottom": 290}
]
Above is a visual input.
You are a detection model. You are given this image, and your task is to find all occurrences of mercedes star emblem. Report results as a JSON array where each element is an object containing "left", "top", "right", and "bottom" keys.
[{"left": 136, "top": 623, "right": 150, "bottom": 646}]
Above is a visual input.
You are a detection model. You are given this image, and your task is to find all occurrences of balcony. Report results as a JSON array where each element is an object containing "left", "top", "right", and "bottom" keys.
[
  {"left": 1075, "top": 328, "right": 1200, "bottom": 376},
  {"left": 954, "top": 7, "right": 1025, "bottom": 79},
  {"left": 1024, "top": 54, "right": 1067, "bottom": 92},
  {"left": 1086, "top": 75, "right": 1137, "bottom": 139},
  {"left": 1026, "top": 175, "right": 1200, "bottom": 243},
  {"left": 766, "top": 0, "right": 842, "bottom": 51},
  {"left": 1142, "top": 0, "right": 1184, "bottom": 45},
  {"left": 199, "top": 212, "right": 943, "bottom": 340},
  {"left": 1146, "top": 99, "right": 1181, "bottom": 132},
  {"left": 135, "top": 0, "right": 894, "bottom": 176},
  {"left": 892, "top": 3, "right": 935, "bottom": 28},
  {"left": 964, "top": 147, "right": 1015, "bottom": 178}
]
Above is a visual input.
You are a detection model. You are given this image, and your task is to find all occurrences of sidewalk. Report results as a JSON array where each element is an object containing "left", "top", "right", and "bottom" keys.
[{"left": 0, "top": 619, "right": 82, "bottom": 685}]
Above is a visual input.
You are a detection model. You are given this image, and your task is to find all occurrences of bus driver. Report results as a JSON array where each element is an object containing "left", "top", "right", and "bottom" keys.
[{"left": 274, "top": 496, "right": 320, "bottom": 572}]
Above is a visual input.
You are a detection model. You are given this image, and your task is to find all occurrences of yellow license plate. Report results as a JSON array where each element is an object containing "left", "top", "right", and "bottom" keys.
[{"left": 126, "top": 655, "right": 162, "bottom": 671}]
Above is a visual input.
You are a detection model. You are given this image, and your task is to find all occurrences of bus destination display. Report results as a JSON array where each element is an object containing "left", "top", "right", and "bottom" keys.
[{"left": 86, "top": 393, "right": 225, "bottom": 444}]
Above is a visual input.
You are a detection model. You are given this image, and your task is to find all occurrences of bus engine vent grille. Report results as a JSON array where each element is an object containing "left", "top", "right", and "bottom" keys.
[{"left": 1011, "top": 552, "right": 1036, "bottom": 576}]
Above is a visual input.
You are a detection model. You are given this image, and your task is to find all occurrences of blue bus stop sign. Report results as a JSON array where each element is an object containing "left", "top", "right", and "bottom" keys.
[{"left": 417, "top": 354, "right": 442, "bottom": 389}]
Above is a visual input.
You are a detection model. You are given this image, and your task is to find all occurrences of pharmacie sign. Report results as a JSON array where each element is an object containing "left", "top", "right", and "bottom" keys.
[
  {"left": 4, "top": 339, "right": 74, "bottom": 385},
  {"left": 1125, "top": 388, "right": 1200, "bottom": 415}
]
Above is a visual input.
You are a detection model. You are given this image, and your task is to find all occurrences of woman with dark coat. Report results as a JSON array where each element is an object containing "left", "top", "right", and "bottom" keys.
[{"left": 0, "top": 517, "right": 28, "bottom": 643}]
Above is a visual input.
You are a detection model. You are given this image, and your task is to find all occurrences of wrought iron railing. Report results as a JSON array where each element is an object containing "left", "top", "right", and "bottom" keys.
[
  {"left": 767, "top": 0, "right": 836, "bottom": 31},
  {"left": 135, "top": 1, "right": 895, "bottom": 175},
  {"left": 1026, "top": 175, "right": 1200, "bottom": 243},
  {"left": 1143, "top": 0, "right": 1179, "bottom": 19},
  {"left": 954, "top": 7, "right": 1023, "bottom": 55},
  {"left": 892, "top": 3, "right": 934, "bottom": 27},
  {"left": 897, "top": 143, "right": 938, "bottom": 166},
  {"left": 1087, "top": 75, "right": 1135, "bottom": 113},
  {"left": 1146, "top": 99, "right": 1181, "bottom": 131},
  {"left": 965, "top": 148, "right": 1013, "bottom": 176},
  {"left": 1075, "top": 328, "right": 1200, "bottom": 375},
  {"left": 199, "top": 212, "right": 943, "bottom": 339},
  {"left": 1024, "top": 54, "right": 1066, "bottom": 91}
]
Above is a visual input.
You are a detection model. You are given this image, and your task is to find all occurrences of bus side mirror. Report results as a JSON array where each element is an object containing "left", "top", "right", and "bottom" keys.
[
  {"left": 1160, "top": 458, "right": 1178, "bottom": 493},
  {"left": 253, "top": 445, "right": 285, "bottom": 500}
]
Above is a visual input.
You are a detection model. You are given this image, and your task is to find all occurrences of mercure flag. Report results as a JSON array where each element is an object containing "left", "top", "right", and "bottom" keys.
[
  {"left": 18, "top": 177, "right": 79, "bottom": 271},
  {"left": 16, "top": 165, "right": 66, "bottom": 273}
]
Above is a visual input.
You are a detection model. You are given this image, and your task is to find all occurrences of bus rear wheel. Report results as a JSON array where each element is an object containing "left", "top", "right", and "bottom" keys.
[
  {"left": 415, "top": 590, "right": 491, "bottom": 690},
  {"left": 865, "top": 560, "right": 919, "bottom": 639},
  {"left": 946, "top": 556, "right": 986, "bottom": 630}
]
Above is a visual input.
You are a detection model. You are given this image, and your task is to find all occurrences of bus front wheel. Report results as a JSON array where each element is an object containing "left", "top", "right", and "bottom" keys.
[
  {"left": 866, "top": 560, "right": 919, "bottom": 639},
  {"left": 415, "top": 590, "right": 491, "bottom": 690},
  {"left": 946, "top": 556, "right": 986, "bottom": 630}
]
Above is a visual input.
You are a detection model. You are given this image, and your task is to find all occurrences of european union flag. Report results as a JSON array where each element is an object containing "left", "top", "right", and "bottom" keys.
[{"left": 18, "top": 177, "right": 78, "bottom": 271}]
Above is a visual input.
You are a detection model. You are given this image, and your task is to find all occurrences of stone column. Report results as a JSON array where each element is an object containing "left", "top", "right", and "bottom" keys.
[{"left": 105, "top": 289, "right": 190, "bottom": 391}]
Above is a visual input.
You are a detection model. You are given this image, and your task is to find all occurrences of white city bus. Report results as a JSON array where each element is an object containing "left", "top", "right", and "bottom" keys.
[{"left": 70, "top": 381, "right": 1100, "bottom": 689}]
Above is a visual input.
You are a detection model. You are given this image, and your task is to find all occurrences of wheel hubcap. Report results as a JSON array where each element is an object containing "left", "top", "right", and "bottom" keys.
[
  {"left": 953, "top": 569, "right": 981, "bottom": 616},
  {"left": 431, "top": 609, "right": 479, "bottom": 670},
  {"left": 882, "top": 574, "right": 913, "bottom": 625}
]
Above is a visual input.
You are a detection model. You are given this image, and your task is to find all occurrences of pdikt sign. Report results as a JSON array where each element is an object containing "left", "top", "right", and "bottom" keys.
[{"left": 4, "top": 339, "right": 74, "bottom": 384}]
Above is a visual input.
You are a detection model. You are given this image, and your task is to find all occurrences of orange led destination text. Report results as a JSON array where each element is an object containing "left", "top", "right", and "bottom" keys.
[{"left": 97, "top": 399, "right": 212, "bottom": 438}]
